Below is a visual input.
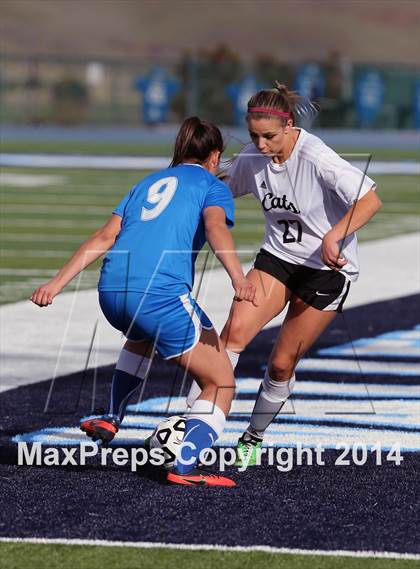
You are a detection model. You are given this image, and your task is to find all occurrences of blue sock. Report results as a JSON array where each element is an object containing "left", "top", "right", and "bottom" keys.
[
  {"left": 108, "top": 369, "right": 142, "bottom": 423},
  {"left": 174, "top": 418, "right": 218, "bottom": 475}
]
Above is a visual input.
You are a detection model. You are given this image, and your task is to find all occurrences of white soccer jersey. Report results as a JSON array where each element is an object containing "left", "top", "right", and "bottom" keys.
[{"left": 227, "top": 128, "right": 376, "bottom": 281}]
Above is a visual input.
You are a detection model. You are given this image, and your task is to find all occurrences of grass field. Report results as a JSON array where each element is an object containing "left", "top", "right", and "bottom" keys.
[
  {"left": 1, "top": 165, "right": 419, "bottom": 305},
  {"left": 0, "top": 542, "right": 417, "bottom": 569},
  {"left": 1, "top": 140, "right": 420, "bottom": 161}
]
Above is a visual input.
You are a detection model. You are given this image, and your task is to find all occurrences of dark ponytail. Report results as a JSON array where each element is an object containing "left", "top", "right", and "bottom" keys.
[
  {"left": 247, "top": 81, "right": 318, "bottom": 125},
  {"left": 170, "top": 116, "right": 224, "bottom": 167}
]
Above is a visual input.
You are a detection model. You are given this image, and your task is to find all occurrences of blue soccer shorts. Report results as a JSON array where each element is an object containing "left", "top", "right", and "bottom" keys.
[{"left": 98, "top": 290, "right": 213, "bottom": 359}]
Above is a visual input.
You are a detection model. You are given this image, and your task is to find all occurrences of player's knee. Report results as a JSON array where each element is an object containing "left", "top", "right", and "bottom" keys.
[
  {"left": 210, "top": 373, "right": 235, "bottom": 394},
  {"left": 201, "top": 375, "right": 235, "bottom": 413},
  {"left": 201, "top": 363, "right": 235, "bottom": 389},
  {"left": 222, "top": 317, "right": 250, "bottom": 352},
  {"left": 268, "top": 356, "right": 296, "bottom": 381}
]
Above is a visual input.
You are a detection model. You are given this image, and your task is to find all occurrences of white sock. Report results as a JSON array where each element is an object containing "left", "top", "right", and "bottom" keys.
[
  {"left": 188, "top": 398, "right": 226, "bottom": 437},
  {"left": 109, "top": 349, "right": 152, "bottom": 421},
  {"left": 248, "top": 372, "right": 296, "bottom": 438},
  {"left": 260, "top": 372, "right": 295, "bottom": 403},
  {"left": 116, "top": 348, "right": 151, "bottom": 377},
  {"left": 186, "top": 380, "right": 202, "bottom": 409},
  {"left": 186, "top": 349, "right": 240, "bottom": 408}
]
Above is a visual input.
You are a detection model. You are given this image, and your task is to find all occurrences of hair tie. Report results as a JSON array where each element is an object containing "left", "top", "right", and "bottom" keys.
[{"left": 248, "top": 107, "right": 291, "bottom": 119}]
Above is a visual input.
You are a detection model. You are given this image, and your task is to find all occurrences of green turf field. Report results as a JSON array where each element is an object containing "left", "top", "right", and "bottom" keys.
[
  {"left": 0, "top": 542, "right": 417, "bottom": 569},
  {"left": 1, "top": 165, "right": 419, "bottom": 304},
  {"left": 1, "top": 139, "right": 419, "bottom": 161}
]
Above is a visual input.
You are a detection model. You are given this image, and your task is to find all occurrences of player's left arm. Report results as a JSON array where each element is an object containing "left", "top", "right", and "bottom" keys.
[
  {"left": 322, "top": 188, "right": 382, "bottom": 270},
  {"left": 31, "top": 214, "right": 122, "bottom": 307}
]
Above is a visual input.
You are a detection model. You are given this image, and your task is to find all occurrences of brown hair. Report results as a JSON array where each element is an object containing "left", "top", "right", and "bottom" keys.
[
  {"left": 247, "top": 81, "right": 316, "bottom": 126},
  {"left": 170, "top": 116, "right": 224, "bottom": 167}
]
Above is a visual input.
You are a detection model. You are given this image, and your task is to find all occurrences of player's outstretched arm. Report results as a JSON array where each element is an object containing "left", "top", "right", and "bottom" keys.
[
  {"left": 203, "top": 206, "right": 258, "bottom": 306},
  {"left": 322, "top": 188, "right": 382, "bottom": 270},
  {"left": 30, "top": 214, "right": 122, "bottom": 307}
]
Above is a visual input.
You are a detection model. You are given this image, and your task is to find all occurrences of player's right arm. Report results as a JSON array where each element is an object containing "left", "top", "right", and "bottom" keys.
[
  {"left": 224, "top": 144, "right": 255, "bottom": 199},
  {"left": 30, "top": 214, "right": 122, "bottom": 307},
  {"left": 203, "top": 206, "right": 257, "bottom": 306}
]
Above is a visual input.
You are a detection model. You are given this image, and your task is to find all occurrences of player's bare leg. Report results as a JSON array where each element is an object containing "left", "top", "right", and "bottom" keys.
[
  {"left": 221, "top": 268, "right": 292, "bottom": 352},
  {"left": 123, "top": 339, "right": 154, "bottom": 358},
  {"left": 167, "top": 328, "right": 237, "bottom": 486},
  {"left": 268, "top": 295, "right": 337, "bottom": 381},
  {"left": 175, "top": 328, "right": 235, "bottom": 416},
  {"left": 186, "top": 269, "right": 291, "bottom": 407},
  {"left": 238, "top": 296, "right": 337, "bottom": 467}
]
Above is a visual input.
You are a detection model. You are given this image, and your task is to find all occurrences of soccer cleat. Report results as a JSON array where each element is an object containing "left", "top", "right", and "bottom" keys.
[
  {"left": 235, "top": 432, "right": 263, "bottom": 468},
  {"left": 80, "top": 417, "right": 119, "bottom": 444},
  {"left": 167, "top": 469, "right": 236, "bottom": 487}
]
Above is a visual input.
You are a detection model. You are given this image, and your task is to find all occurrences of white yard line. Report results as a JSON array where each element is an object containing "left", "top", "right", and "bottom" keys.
[
  {"left": 0, "top": 537, "right": 418, "bottom": 560},
  {"left": 0, "top": 233, "right": 419, "bottom": 393},
  {"left": 0, "top": 154, "right": 171, "bottom": 170},
  {"left": 0, "top": 173, "right": 65, "bottom": 187}
]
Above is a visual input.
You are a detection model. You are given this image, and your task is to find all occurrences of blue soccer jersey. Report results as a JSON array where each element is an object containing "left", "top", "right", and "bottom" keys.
[{"left": 98, "top": 164, "right": 234, "bottom": 295}]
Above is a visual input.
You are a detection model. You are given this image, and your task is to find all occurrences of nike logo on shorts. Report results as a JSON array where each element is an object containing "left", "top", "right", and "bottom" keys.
[{"left": 315, "top": 291, "right": 331, "bottom": 296}]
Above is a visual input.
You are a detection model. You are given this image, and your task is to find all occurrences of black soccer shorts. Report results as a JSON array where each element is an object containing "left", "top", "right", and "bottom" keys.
[{"left": 253, "top": 248, "right": 351, "bottom": 312}]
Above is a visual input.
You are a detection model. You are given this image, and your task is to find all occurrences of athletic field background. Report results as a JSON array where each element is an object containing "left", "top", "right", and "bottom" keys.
[{"left": 1, "top": 139, "right": 419, "bottom": 305}]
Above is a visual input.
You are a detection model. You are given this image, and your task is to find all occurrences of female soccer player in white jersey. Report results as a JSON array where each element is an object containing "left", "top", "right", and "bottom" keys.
[
  {"left": 31, "top": 117, "right": 257, "bottom": 487},
  {"left": 187, "top": 83, "right": 382, "bottom": 467}
]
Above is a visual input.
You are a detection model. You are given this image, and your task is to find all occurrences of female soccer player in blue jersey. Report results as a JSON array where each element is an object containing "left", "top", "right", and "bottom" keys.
[{"left": 31, "top": 117, "right": 256, "bottom": 487}]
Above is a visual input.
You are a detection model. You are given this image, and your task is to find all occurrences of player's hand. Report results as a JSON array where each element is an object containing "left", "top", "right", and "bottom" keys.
[
  {"left": 231, "top": 276, "right": 258, "bottom": 306},
  {"left": 322, "top": 232, "right": 347, "bottom": 271},
  {"left": 30, "top": 280, "right": 62, "bottom": 307}
]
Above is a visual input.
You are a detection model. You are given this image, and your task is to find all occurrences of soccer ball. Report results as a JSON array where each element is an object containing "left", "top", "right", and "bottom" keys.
[{"left": 149, "top": 415, "right": 186, "bottom": 470}]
